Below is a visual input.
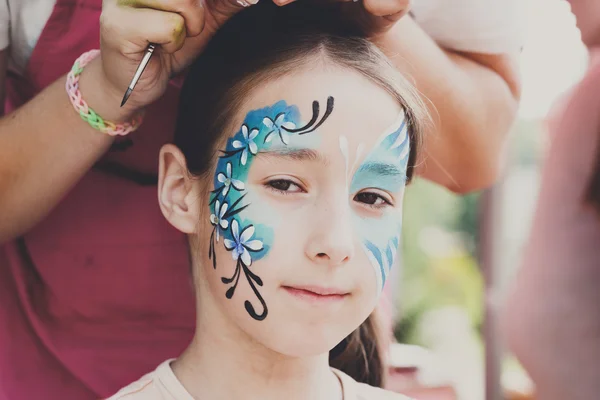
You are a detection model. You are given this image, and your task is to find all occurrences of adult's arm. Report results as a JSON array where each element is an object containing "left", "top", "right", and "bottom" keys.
[
  {"left": 0, "top": 55, "right": 117, "bottom": 243},
  {"left": 501, "top": 62, "right": 600, "bottom": 400},
  {"left": 375, "top": 17, "right": 521, "bottom": 193},
  {"left": 0, "top": 0, "right": 254, "bottom": 244}
]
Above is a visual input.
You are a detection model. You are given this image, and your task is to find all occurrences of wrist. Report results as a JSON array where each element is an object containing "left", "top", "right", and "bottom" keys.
[
  {"left": 369, "top": 17, "right": 419, "bottom": 59},
  {"left": 369, "top": 16, "right": 408, "bottom": 44},
  {"left": 77, "top": 56, "right": 141, "bottom": 124}
]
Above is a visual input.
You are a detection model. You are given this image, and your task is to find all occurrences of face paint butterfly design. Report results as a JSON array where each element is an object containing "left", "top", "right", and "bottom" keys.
[
  {"left": 340, "top": 110, "right": 410, "bottom": 292},
  {"left": 209, "top": 97, "right": 335, "bottom": 321}
]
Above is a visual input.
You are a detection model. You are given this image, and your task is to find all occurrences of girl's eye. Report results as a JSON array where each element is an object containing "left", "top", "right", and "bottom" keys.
[
  {"left": 354, "top": 192, "right": 392, "bottom": 209},
  {"left": 265, "top": 179, "right": 304, "bottom": 194}
]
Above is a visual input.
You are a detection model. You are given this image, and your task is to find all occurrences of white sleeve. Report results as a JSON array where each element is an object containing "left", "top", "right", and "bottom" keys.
[
  {"left": 411, "top": 0, "right": 526, "bottom": 54},
  {"left": 0, "top": 0, "right": 9, "bottom": 51}
]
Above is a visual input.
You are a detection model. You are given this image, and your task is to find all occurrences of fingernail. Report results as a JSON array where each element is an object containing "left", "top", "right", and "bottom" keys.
[{"left": 237, "top": 0, "right": 259, "bottom": 7}]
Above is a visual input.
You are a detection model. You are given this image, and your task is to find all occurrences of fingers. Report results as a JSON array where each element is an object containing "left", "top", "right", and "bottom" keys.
[
  {"left": 235, "top": 0, "right": 260, "bottom": 6},
  {"left": 362, "top": 0, "right": 410, "bottom": 18},
  {"left": 116, "top": 0, "right": 205, "bottom": 37},
  {"left": 101, "top": 5, "right": 191, "bottom": 54},
  {"left": 271, "top": 0, "right": 296, "bottom": 5}
]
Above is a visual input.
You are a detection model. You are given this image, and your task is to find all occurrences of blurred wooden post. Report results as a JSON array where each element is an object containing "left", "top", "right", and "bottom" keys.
[{"left": 479, "top": 184, "right": 505, "bottom": 400}]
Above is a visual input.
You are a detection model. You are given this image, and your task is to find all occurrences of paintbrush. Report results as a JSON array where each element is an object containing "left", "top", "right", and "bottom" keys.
[{"left": 120, "top": 43, "right": 157, "bottom": 107}]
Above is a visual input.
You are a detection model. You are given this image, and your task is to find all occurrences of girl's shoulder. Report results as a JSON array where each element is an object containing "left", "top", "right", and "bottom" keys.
[
  {"left": 353, "top": 382, "right": 414, "bottom": 400},
  {"left": 105, "top": 377, "right": 159, "bottom": 400},
  {"left": 332, "top": 369, "right": 414, "bottom": 400},
  {"left": 105, "top": 359, "right": 191, "bottom": 400},
  {"left": 110, "top": 363, "right": 414, "bottom": 400}
]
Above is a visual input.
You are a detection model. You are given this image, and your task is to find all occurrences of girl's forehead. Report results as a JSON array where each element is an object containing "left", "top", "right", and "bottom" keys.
[
  {"left": 238, "top": 68, "right": 403, "bottom": 140},
  {"left": 231, "top": 112, "right": 404, "bottom": 167},
  {"left": 236, "top": 99, "right": 409, "bottom": 187}
]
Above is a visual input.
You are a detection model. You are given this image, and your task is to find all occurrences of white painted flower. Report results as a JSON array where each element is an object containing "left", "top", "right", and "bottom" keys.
[
  {"left": 217, "top": 162, "right": 245, "bottom": 197},
  {"left": 209, "top": 200, "right": 229, "bottom": 242},
  {"left": 263, "top": 113, "right": 296, "bottom": 145},
  {"left": 232, "top": 125, "right": 259, "bottom": 166},
  {"left": 224, "top": 220, "right": 264, "bottom": 266}
]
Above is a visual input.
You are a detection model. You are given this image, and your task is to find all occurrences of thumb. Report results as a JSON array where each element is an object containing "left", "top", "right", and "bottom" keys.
[{"left": 362, "top": 0, "right": 410, "bottom": 22}]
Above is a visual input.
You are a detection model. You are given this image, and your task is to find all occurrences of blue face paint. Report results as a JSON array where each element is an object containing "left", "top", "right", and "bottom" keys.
[
  {"left": 346, "top": 111, "right": 410, "bottom": 291},
  {"left": 208, "top": 97, "right": 335, "bottom": 321},
  {"left": 351, "top": 162, "right": 406, "bottom": 194}
]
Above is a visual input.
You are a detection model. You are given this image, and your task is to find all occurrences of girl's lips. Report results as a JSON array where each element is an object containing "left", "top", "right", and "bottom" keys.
[{"left": 282, "top": 286, "right": 349, "bottom": 303}]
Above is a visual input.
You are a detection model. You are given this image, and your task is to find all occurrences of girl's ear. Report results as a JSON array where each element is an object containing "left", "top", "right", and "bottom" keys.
[{"left": 158, "top": 144, "right": 202, "bottom": 234}]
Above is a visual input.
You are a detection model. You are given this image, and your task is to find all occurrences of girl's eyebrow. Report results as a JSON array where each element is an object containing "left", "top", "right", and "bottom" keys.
[
  {"left": 256, "top": 148, "right": 330, "bottom": 166},
  {"left": 356, "top": 162, "right": 404, "bottom": 178}
]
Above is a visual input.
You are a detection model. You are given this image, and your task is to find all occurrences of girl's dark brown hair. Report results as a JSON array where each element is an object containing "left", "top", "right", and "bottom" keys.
[
  {"left": 329, "top": 307, "right": 387, "bottom": 387},
  {"left": 174, "top": 1, "right": 426, "bottom": 387}
]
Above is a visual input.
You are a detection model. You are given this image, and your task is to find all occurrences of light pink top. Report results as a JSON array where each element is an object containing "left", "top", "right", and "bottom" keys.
[{"left": 106, "top": 360, "right": 413, "bottom": 400}]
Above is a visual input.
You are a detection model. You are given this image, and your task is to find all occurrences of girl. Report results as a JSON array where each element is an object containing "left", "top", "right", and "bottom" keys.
[{"left": 108, "top": 2, "right": 426, "bottom": 399}]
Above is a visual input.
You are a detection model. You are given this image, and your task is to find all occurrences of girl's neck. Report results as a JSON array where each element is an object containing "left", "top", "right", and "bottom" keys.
[{"left": 171, "top": 319, "right": 343, "bottom": 400}]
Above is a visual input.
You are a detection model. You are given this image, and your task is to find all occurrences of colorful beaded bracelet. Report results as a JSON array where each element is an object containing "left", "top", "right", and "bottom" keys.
[{"left": 66, "top": 49, "right": 144, "bottom": 136}]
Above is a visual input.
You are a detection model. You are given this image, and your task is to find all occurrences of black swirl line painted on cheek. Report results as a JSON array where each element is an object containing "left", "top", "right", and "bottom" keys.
[
  {"left": 221, "top": 253, "right": 268, "bottom": 321},
  {"left": 242, "top": 263, "right": 267, "bottom": 321},
  {"left": 208, "top": 228, "right": 217, "bottom": 269}
]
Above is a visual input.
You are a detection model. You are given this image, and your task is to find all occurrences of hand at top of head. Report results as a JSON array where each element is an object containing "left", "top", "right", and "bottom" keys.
[{"left": 98, "top": 0, "right": 261, "bottom": 113}]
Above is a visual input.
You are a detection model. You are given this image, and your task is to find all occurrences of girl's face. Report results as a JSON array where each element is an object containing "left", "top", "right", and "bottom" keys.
[{"left": 197, "top": 67, "right": 410, "bottom": 357}]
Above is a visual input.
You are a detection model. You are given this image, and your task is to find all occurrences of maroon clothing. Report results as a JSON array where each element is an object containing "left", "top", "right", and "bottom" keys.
[{"left": 1, "top": 0, "right": 195, "bottom": 398}]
